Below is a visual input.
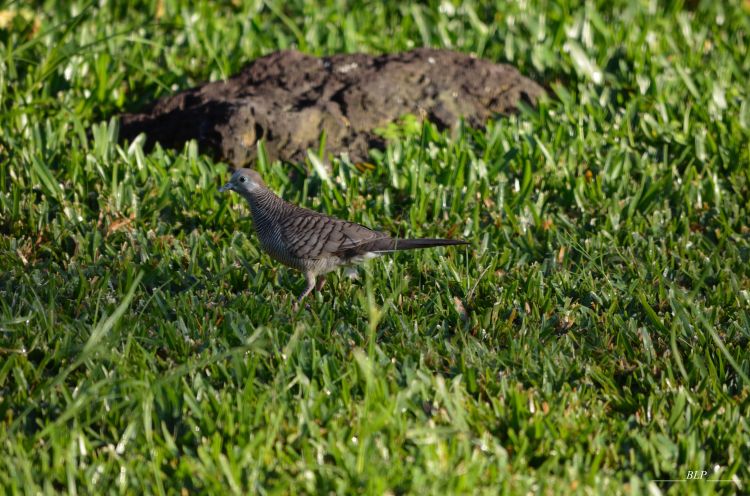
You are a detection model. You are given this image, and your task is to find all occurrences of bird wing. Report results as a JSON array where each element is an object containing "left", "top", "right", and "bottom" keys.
[{"left": 278, "top": 208, "right": 389, "bottom": 260}]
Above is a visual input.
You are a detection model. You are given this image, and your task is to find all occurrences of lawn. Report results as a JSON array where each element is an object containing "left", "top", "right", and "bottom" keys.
[{"left": 1, "top": 0, "right": 749, "bottom": 494}]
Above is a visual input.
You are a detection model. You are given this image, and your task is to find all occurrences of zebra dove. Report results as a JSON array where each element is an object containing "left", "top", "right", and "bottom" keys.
[{"left": 219, "top": 168, "right": 468, "bottom": 302}]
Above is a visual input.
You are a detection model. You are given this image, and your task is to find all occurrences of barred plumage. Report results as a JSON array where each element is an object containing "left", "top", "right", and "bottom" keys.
[{"left": 220, "top": 168, "right": 468, "bottom": 303}]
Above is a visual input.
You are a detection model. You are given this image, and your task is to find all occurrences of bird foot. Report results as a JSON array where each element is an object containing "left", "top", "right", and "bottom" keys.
[{"left": 292, "top": 301, "right": 311, "bottom": 313}]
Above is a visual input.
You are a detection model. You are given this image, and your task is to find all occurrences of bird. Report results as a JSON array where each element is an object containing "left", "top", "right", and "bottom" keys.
[{"left": 219, "top": 168, "right": 468, "bottom": 303}]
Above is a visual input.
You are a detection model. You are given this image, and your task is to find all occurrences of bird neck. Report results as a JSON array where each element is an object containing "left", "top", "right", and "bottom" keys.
[{"left": 242, "top": 188, "right": 283, "bottom": 223}]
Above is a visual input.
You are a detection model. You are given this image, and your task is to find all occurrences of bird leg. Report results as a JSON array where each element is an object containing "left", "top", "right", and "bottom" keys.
[
  {"left": 293, "top": 274, "right": 327, "bottom": 311},
  {"left": 297, "top": 272, "right": 316, "bottom": 303}
]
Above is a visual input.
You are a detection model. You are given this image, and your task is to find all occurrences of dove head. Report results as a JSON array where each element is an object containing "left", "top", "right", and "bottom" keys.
[{"left": 219, "top": 168, "right": 267, "bottom": 196}]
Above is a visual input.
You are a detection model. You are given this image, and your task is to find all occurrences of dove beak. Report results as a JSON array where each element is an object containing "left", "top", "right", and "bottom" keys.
[{"left": 218, "top": 182, "right": 233, "bottom": 193}]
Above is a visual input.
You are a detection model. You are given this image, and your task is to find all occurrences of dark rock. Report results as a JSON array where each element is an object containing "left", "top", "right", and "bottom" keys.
[{"left": 118, "top": 48, "right": 544, "bottom": 166}]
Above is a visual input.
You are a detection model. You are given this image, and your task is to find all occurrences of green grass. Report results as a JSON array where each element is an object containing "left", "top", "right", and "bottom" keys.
[{"left": 1, "top": 0, "right": 749, "bottom": 494}]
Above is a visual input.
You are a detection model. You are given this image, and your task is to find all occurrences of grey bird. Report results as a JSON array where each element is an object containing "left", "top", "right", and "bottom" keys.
[{"left": 219, "top": 168, "right": 468, "bottom": 303}]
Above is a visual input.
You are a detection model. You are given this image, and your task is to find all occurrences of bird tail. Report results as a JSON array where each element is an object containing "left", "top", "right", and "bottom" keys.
[{"left": 370, "top": 238, "right": 469, "bottom": 253}]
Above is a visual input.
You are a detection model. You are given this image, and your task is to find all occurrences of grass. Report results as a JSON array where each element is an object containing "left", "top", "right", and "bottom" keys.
[{"left": 1, "top": 0, "right": 749, "bottom": 494}]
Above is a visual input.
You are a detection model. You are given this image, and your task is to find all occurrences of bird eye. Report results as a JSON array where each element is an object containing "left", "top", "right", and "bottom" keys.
[{"left": 239, "top": 176, "right": 246, "bottom": 183}]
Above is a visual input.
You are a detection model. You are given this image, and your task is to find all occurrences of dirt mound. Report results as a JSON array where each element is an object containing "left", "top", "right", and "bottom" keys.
[{"left": 119, "top": 48, "right": 544, "bottom": 166}]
